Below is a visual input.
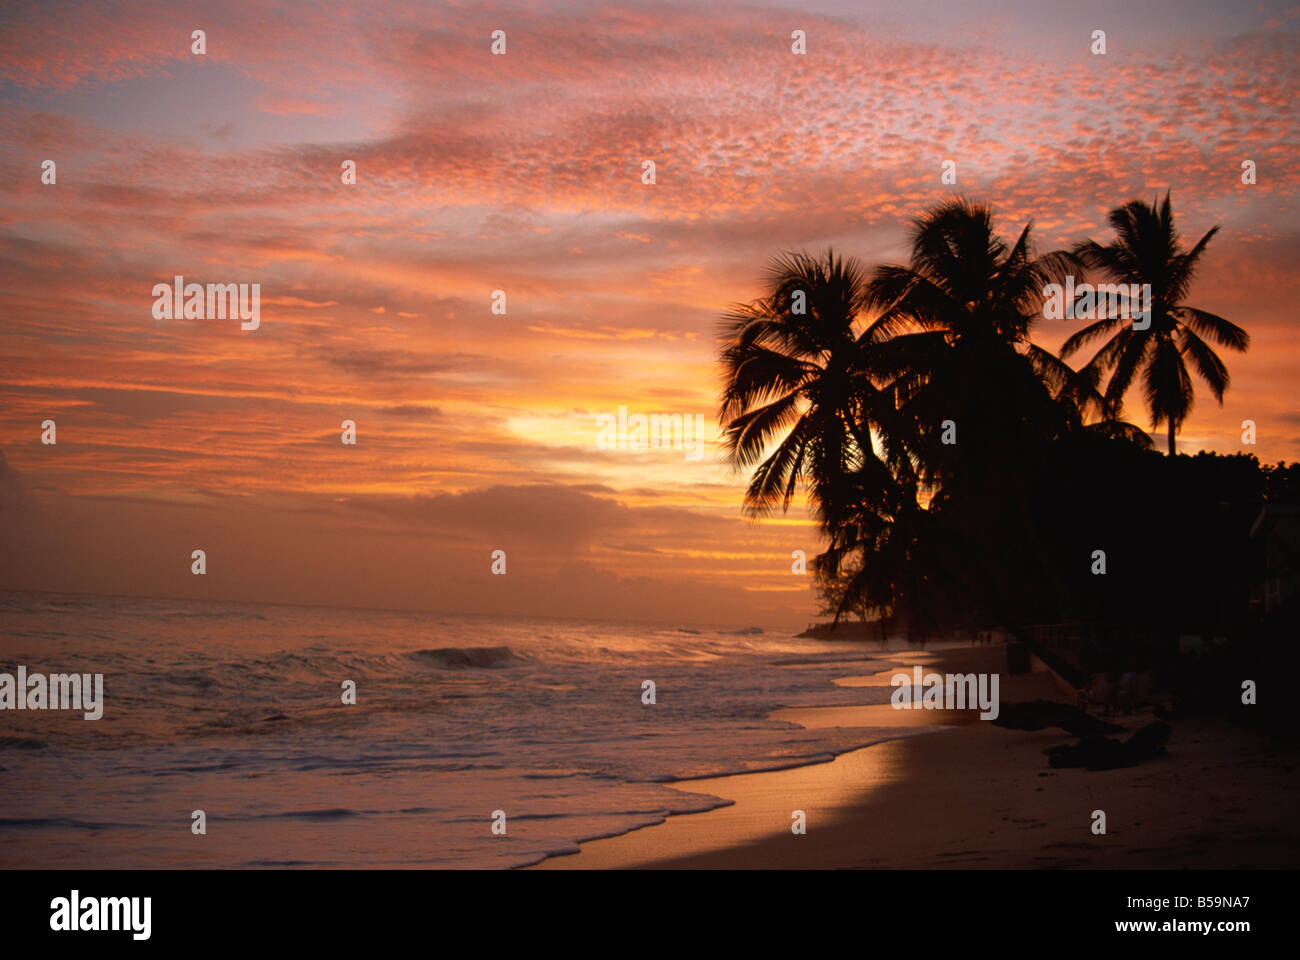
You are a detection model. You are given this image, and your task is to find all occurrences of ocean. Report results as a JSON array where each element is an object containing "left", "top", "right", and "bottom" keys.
[{"left": 0, "top": 591, "right": 925, "bottom": 868}]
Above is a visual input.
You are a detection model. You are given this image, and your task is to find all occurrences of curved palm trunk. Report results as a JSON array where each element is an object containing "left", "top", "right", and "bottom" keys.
[{"left": 1167, "top": 419, "right": 1176, "bottom": 456}]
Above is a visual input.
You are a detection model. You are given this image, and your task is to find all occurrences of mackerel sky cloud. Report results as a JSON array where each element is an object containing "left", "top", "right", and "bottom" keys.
[{"left": 1, "top": 0, "right": 1296, "bottom": 625}]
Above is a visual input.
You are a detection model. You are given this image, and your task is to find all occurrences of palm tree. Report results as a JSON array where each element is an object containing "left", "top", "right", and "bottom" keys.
[
  {"left": 862, "top": 198, "right": 1079, "bottom": 486},
  {"left": 1062, "top": 193, "right": 1249, "bottom": 455},
  {"left": 859, "top": 199, "right": 1086, "bottom": 627},
  {"left": 717, "top": 202, "right": 1166, "bottom": 636},
  {"left": 814, "top": 473, "right": 973, "bottom": 640},
  {"left": 717, "top": 249, "right": 901, "bottom": 532}
]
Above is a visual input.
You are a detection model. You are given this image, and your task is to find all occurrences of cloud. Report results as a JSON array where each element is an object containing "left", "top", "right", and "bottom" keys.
[
  {"left": 1, "top": 0, "right": 1295, "bottom": 623},
  {"left": 0, "top": 471, "right": 814, "bottom": 625}
]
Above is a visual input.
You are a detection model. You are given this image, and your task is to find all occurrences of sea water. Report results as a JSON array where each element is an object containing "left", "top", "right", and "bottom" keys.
[{"left": 0, "top": 591, "right": 925, "bottom": 868}]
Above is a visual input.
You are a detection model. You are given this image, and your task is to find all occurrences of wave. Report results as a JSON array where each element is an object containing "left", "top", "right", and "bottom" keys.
[
  {"left": 256, "top": 807, "right": 363, "bottom": 820},
  {"left": 772, "top": 653, "right": 876, "bottom": 666},
  {"left": 404, "top": 646, "right": 519, "bottom": 669},
  {"left": 0, "top": 816, "right": 136, "bottom": 830}
]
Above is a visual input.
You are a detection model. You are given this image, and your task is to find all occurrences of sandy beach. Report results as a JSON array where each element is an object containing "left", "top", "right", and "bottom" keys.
[{"left": 532, "top": 642, "right": 1299, "bottom": 869}]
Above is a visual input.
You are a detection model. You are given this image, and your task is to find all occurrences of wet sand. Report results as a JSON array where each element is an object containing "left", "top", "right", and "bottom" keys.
[{"left": 532, "top": 643, "right": 1299, "bottom": 869}]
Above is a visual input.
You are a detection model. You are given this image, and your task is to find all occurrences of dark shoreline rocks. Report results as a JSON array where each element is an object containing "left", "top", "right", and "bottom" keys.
[{"left": 1045, "top": 721, "right": 1172, "bottom": 770}]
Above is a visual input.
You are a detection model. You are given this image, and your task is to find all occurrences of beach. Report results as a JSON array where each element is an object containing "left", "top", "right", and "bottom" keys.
[
  {"left": 0, "top": 592, "right": 933, "bottom": 869},
  {"left": 4, "top": 592, "right": 1295, "bottom": 871},
  {"left": 532, "top": 641, "right": 1299, "bottom": 869}
]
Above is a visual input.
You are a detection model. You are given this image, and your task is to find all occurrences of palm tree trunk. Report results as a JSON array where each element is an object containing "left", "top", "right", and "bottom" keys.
[{"left": 1167, "top": 419, "right": 1176, "bottom": 456}]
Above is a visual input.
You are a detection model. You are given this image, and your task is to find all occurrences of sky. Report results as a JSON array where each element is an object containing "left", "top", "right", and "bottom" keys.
[{"left": 0, "top": 0, "right": 1297, "bottom": 629}]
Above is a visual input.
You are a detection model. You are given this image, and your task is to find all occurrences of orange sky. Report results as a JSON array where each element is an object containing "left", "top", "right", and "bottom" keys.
[{"left": 1, "top": 0, "right": 1297, "bottom": 628}]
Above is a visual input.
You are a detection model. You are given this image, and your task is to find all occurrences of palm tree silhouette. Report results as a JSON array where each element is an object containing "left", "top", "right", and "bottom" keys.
[
  {"left": 1062, "top": 193, "right": 1249, "bottom": 455},
  {"left": 717, "top": 249, "right": 902, "bottom": 532},
  {"left": 716, "top": 199, "right": 1231, "bottom": 634},
  {"left": 857, "top": 199, "right": 1086, "bottom": 627},
  {"left": 863, "top": 198, "right": 1078, "bottom": 487}
]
